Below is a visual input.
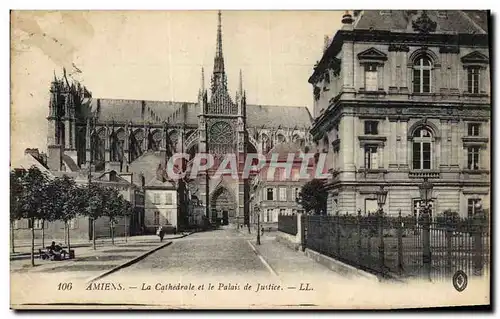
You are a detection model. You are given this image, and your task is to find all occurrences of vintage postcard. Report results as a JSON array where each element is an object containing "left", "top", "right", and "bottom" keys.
[{"left": 10, "top": 10, "right": 491, "bottom": 309}]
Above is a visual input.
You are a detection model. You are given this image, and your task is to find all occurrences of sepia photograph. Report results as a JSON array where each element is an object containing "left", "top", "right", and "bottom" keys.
[{"left": 9, "top": 8, "right": 491, "bottom": 309}]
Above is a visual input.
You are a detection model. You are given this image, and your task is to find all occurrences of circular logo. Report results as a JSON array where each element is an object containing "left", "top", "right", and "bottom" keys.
[{"left": 452, "top": 270, "right": 468, "bottom": 292}]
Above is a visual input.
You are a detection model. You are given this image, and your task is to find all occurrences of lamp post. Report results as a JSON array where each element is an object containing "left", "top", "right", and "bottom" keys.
[
  {"left": 474, "top": 201, "right": 483, "bottom": 217},
  {"left": 254, "top": 204, "right": 261, "bottom": 245},
  {"left": 418, "top": 177, "right": 434, "bottom": 219},
  {"left": 376, "top": 186, "right": 388, "bottom": 272},
  {"left": 419, "top": 177, "right": 433, "bottom": 281},
  {"left": 472, "top": 201, "right": 484, "bottom": 276}
]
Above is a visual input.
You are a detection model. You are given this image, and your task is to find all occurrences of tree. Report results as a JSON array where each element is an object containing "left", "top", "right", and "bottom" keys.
[
  {"left": 17, "top": 166, "right": 50, "bottom": 266},
  {"left": 296, "top": 179, "right": 327, "bottom": 215},
  {"left": 48, "top": 175, "right": 87, "bottom": 255},
  {"left": 102, "top": 187, "right": 124, "bottom": 246},
  {"left": 10, "top": 169, "right": 26, "bottom": 254},
  {"left": 84, "top": 183, "right": 106, "bottom": 250},
  {"left": 122, "top": 199, "right": 134, "bottom": 243}
]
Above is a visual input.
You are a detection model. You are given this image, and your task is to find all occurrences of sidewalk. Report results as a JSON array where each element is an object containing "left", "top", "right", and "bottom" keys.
[
  {"left": 10, "top": 233, "right": 185, "bottom": 258},
  {"left": 250, "top": 237, "right": 374, "bottom": 283},
  {"left": 10, "top": 233, "right": 192, "bottom": 280}
]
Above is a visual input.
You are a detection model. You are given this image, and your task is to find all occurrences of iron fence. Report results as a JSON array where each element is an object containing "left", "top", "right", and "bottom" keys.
[
  {"left": 278, "top": 214, "right": 298, "bottom": 236},
  {"left": 302, "top": 211, "right": 490, "bottom": 281}
]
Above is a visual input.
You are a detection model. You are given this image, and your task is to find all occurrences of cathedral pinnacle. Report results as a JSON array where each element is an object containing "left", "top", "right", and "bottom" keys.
[
  {"left": 200, "top": 67, "right": 205, "bottom": 94},
  {"left": 238, "top": 69, "right": 243, "bottom": 95}
]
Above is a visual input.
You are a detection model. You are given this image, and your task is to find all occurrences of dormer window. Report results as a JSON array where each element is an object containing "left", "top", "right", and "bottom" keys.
[
  {"left": 461, "top": 51, "right": 489, "bottom": 95},
  {"left": 357, "top": 47, "right": 387, "bottom": 92},
  {"left": 364, "top": 121, "right": 379, "bottom": 135},
  {"left": 468, "top": 123, "right": 481, "bottom": 136}
]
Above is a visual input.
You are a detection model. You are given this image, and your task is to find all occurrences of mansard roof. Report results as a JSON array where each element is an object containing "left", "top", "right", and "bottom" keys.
[
  {"left": 309, "top": 10, "right": 489, "bottom": 84},
  {"left": 92, "top": 98, "right": 312, "bottom": 129},
  {"left": 354, "top": 10, "right": 487, "bottom": 34}
]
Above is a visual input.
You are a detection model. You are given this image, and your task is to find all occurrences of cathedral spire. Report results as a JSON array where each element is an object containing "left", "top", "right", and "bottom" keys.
[{"left": 211, "top": 10, "right": 227, "bottom": 93}]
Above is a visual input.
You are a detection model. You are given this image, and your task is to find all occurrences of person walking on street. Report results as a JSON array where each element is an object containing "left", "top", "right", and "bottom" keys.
[{"left": 157, "top": 226, "right": 165, "bottom": 242}]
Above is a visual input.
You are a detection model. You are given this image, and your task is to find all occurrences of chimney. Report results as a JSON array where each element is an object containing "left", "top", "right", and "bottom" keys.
[{"left": 341, "top": 11, "right": 354, "bottom": 30}]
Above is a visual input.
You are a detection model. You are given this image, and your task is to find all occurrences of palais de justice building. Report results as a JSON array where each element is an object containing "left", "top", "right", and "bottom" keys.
[
  {"left": 44, "top": 12, "right": 313, "bottom": 229},
  {"left": 310, "top": 10, "right": 490, "bottom": 217}
]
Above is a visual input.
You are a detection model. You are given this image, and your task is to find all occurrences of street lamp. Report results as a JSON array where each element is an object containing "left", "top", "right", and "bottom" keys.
[
  {"left": 419, "top": 177, "right": 434, "bottom": 219},
  {"left": 376, "top": 186, "right": 387, "bottom": 271},
  {"left": 474, "top": 201, "right": 482, "bottom": 215},
  {"left": 376, "top": 186, "right": 388, "bottom": 211},
  {"left": 254, "top": 204, "right": 261, "bottom": 245},
  {"left": 419, "top": 177, "right": 433, "bottom": 281}
]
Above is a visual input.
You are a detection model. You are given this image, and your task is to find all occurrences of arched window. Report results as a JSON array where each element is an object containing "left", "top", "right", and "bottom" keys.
[
  {"left": 412, "top": 128, "right": 433, "bottom": 170},
  {"left": 413, "top": 55, "right": 432, "bottom": 93},
  {"left": 276, "top": 133, "right": 286, "bottom": 144}
]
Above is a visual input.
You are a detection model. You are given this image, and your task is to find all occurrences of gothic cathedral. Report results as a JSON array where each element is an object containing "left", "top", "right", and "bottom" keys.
[{"left": 45, "top": 11, "right": 313, "bottom": 227}]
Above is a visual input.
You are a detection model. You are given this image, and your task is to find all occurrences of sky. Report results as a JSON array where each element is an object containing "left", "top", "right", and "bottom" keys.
[{"left": 10, "top": 10, "right": 344, "bottom": 163}]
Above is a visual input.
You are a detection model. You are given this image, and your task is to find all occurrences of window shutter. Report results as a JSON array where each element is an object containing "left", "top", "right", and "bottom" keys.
[{"left": 273, "top": 188, "right": 277, "bottom": 201}]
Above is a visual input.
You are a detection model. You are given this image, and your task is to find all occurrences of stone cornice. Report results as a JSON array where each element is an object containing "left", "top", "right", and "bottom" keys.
[
  {"left": 311, "top": 101, "right": 490, "bottom": 139},
  {"left": 358, "top": 136, "right": 387, "bottom": 147}
]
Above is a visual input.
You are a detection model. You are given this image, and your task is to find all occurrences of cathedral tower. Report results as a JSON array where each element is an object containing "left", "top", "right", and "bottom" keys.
[{"left": 197, "top": 11, "right": 249, "bottom": 226}]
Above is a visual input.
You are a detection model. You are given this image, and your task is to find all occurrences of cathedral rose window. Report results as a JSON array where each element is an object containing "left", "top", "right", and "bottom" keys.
[{"left": 210, "top": 121, "right": 233, "bottom": 144}]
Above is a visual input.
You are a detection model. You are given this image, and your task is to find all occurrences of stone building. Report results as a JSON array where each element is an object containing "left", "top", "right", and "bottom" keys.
[
  {"left": 309, "top": 10, "right": 490, "bottom": 217},
  {"left": 250, "top": 143, "right": 315, "bottom": 228},
  {"left": 42, "top": 11, "right": 313, "bottom": 228}
]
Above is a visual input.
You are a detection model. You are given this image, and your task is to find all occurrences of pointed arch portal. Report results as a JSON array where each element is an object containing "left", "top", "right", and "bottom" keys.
[{"left": 210, "top": 186, "right": 237, "bottom": 225}]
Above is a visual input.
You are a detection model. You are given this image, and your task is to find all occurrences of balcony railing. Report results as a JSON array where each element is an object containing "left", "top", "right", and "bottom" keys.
[{"left": 408, "top": 170, "right": 440, "bottom": 179}]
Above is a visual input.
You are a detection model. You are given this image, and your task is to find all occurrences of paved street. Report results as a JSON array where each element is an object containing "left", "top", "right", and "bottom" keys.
[
  {"left": 117, "top": 227, "right": 270, "bottom": 277},
  {"left": 110, "top": 227, "right": 354, "bottom": 283}
]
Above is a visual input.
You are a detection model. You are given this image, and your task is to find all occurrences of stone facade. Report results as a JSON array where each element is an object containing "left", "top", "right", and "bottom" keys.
[{"left": 309, "top": 10, "right": 490, "bottom": 218}]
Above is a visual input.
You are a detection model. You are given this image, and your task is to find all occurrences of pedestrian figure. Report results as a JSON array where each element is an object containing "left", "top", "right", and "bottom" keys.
[
  {"left": 157, "top": 226, "right": 165, "bottom": 242},
  {"left": 261, "top": 226, "right": 264, "bottom": 237}
]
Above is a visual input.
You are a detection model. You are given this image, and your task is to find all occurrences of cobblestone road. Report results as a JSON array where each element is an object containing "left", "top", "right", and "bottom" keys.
[{"left": 118, "top": 228, "right": 270, "bottom": 277}]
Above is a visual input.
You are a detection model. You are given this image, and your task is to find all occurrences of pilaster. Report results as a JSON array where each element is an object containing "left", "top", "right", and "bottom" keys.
[
  {"left": 400, "top": 120, "right": 409, "bottom": 168},
  {"left": 450, "top": 120, "right": 459, "bottom": 168},
  {"left": 401, "top": 51, "right": 408, "bottom": 90},
  {"left": 439, "top": 119, "right": 448, "bottom": 168},
  {"left": 389, "top": 119, "right": 398, "bottom": 168}
]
